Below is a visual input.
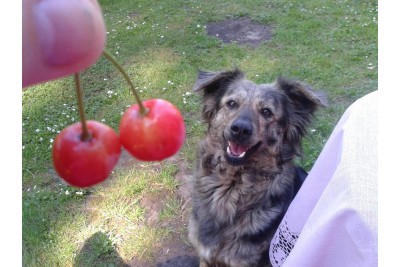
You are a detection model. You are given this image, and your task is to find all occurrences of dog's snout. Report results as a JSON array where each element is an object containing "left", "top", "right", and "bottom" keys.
[{"left": 230, "top": 118, "right": 253, "bottom": 141}]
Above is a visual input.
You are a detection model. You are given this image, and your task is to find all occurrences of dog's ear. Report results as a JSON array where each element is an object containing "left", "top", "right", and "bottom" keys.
[
  {"left": 276, "top": 78, "right": 328, "bottom": 153},
  {"left": 193, "top": 69, "right": 244, "bottom": 123},
  {"left": 276, "top": 77, "right": 328, "bottom": 114}
]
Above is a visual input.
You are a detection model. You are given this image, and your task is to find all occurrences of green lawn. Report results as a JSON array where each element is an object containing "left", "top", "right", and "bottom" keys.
[{"left": 22, "top": 0, "right": 377, "bottom": 266}]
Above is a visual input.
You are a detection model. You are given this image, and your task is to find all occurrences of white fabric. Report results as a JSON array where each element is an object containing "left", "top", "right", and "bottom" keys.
[{"left": 270, "top": 91, "right": 378, "bottom": 267}]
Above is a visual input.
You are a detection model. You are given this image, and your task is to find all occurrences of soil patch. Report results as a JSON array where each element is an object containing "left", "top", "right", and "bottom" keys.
[
  {"left": 206, "top": 17, "right": 273, "bottom": 47},
  {"left": 125, "top": 156, "right": 196, "bottom": 266}
]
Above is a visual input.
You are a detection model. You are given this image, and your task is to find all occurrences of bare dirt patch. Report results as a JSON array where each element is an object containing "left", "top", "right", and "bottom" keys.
[
  {"left": 79, "top": 149, "right": 197, "bottom": 266},
  {"left": 206, "top": 17, "right": 273, "bottom": 47},
  {"left": 126, "top": 157, "right": 197, "bottom": 266}
]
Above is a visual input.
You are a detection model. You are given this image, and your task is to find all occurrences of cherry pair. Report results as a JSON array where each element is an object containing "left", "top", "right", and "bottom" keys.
[{"left": 52, "top": 52, "right": 185, "bottom": 188}]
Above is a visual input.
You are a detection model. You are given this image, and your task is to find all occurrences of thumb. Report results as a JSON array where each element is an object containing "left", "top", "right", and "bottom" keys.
[{"left": 23, "top": 0, "right": 106, "bottom": 88}]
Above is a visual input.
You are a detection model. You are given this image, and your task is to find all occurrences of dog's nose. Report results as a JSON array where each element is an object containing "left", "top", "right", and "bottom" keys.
[{"left": 230, "top": 118, "right": 253, "bottom": 141}]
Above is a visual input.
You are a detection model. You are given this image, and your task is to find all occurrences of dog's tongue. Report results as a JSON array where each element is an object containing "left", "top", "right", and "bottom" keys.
[{"left": 228, "top": 141, "right": 248, "bottom": 156}]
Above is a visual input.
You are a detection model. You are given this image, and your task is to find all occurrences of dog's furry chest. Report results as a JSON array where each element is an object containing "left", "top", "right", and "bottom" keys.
[
  {"left": 193, "top": 148, "right": 294, "bottom": 227},
  {"left": 194, "top": 161, "right": 274, "bottom": 222},
  {"left": 189, "top": 151, "right": 295, "bottom": 267}
]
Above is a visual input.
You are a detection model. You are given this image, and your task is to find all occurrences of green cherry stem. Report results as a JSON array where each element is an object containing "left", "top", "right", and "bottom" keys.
[
  {"left": 74, "top": 72, "right": 91, "bottom": 141},
  {"left": 102, "top": 50, "right": 148, "bottom": 116}
]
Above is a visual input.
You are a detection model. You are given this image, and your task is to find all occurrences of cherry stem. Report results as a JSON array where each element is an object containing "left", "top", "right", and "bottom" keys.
[
  {"left": 74, "top": 73, "right": 91, "bottom": 141},
  {"left": 102, "top": 50, "right": 148, "bottom": 116}
]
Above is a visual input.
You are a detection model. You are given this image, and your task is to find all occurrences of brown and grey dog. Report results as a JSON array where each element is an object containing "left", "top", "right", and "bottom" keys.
[{"left": 188, "top": 69, "right": 327, "bottom": 267}]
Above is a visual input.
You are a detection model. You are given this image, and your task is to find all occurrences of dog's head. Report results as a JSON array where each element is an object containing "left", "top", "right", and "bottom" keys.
[{"left": 193, "top": 69, "right": 327, "bottom": 166}]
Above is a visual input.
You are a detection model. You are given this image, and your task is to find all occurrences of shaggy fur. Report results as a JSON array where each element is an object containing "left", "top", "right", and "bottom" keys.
[{"left": 188, "top": 69, "right": 327, "bottom": 267}]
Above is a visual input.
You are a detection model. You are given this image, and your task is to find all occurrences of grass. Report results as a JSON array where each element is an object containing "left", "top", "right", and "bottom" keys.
[{"left": 22, "top": 0, "right": 377, "bottom": 266}]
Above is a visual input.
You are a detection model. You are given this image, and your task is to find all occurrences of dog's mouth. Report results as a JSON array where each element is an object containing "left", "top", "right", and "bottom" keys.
[
  {"left": 225, "top": 141, "right": 262, "bottom": 165},
  {"left": 227, "top": 141, "right": 250, "bottom": 158}
]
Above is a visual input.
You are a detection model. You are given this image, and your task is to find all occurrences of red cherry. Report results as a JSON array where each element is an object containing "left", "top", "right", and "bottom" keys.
[
  {"left": 52, "top": 120, "right": 121, "bottom": 188},
  {"left": 119, "top": 98, "right": 186, "bottom": 161}
]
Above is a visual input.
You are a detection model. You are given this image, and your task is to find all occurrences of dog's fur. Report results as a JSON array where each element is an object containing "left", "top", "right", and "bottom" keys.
[{"left": 188, "top": 69, "right": 327, "bottom": 267}]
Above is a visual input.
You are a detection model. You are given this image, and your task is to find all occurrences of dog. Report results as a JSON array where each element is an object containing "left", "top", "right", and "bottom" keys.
[{"left": 188, "top": 69, "right": 327, "bottom": 267}]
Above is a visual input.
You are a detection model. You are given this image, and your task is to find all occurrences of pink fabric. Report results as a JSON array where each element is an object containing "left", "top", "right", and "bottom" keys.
[{"left": 270, "top": 91, "right": 378, "bottom": 267}]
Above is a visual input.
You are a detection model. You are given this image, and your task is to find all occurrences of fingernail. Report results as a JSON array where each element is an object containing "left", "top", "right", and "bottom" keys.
[{"left": 33, "top": 0, "right": 95, "bottom": 66}]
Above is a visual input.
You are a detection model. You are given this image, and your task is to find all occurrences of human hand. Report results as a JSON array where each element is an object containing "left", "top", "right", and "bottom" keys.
[{"left": 22, "top": 0, "right": 106, "bottom": 88}]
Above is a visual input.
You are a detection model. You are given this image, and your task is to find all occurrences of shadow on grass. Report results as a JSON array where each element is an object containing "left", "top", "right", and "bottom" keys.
[
  {"left": 74, "top": 231, "right": 200, "bottom": 267},
  {"left": 74, "top": 231, "right": 129, "bottom": 267},
  {"left": 155, "top": 255, "right": 199, "bottom": 267}
]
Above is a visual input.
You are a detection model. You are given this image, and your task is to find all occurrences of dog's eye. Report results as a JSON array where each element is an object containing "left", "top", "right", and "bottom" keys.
[
  {"left": 261, "top": 108, "right": 272, "bottom": 118},
  {"left": 227, "top": 100, "right": 238, "bottom": 109}
]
